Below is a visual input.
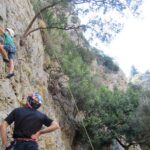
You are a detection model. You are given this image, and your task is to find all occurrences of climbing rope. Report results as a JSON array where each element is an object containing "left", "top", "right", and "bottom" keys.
[{"left": 38, "top": 8, "right": 95, "bottom": 150}]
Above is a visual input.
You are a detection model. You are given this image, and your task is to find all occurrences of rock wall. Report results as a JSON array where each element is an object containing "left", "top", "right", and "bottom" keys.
[
  {"left": 90, "top": 59, "right": 127, "bottom": 91},
  {"left": 0, "top": 0, "right": 74, "bottom": 149}
]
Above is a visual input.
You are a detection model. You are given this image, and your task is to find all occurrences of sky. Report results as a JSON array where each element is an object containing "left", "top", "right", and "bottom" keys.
[
  {"left": 78, "top": 0, "right": 150, "bottom": 77},
  {"left": 104, "top": 0, "right": 150, "bottom": 76}
]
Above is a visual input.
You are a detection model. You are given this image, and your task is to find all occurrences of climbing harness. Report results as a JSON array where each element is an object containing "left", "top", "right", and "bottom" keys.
[
  {"left": 5, "top": 138, "right": 36, "bottom": 150},
  {"left": 15, "top": 138, "right": 36, "bottom": 142}
]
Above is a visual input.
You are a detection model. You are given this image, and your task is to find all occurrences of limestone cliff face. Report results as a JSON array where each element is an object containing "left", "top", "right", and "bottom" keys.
[
  {"left": 0, "top": 0, "right": 74, "bottom": 149},
  {"left": 90, "top": 59, "right": 127, "bottom": 91}
]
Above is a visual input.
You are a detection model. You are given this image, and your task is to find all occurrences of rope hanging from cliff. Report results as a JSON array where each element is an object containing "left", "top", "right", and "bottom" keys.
[{"left": 38, "top": 9, "right": 95, "bottom": 150}]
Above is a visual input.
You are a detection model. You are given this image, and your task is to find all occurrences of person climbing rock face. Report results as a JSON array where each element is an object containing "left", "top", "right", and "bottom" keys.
[
  {"left": 0, "top": 27, "right": 16, "bottom": 79},
  {"left": 0, "top": 92, "right": 60, "bottom": 150}
]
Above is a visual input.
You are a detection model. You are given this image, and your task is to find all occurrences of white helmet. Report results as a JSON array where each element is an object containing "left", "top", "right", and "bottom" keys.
[{"left": 6, "top": 28, "right": 15, "bottom": 37}]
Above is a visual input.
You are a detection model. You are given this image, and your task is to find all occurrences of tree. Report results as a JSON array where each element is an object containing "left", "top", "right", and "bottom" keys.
[
  {"left": 20, "top": 0, "right": 144, "bottom": 45},
  {"left": 131, "top": 103, "right": 150, "bottom": 150},
  {"left": 74, "top": 0, "right": 143, "bottom": 43},
  {"left": 77, "top": 86, "right": 142, "bottom": 149}
]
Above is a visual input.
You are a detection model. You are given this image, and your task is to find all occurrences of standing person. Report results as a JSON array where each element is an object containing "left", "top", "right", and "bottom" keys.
[
  {"left": 0, "top": 27, "right": 16, "bottom": 79},
  {"left": 0, "top": 92, "right": 60, "bottom": 150}
]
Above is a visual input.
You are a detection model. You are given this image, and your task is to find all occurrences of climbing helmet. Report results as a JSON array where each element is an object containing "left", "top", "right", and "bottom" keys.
[
  {"left": 27, "top": 92, "right": 43, "bottom": 109},
  {"left": 6, "top": 28, "right": 15, "bottom": 37}
]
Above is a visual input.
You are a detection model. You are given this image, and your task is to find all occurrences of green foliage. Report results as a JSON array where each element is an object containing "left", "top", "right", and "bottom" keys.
[
  {"left": 60, "top": 34, "right": 95, "bottom": 65},
  {"left": 58, "top": 37, "right": 98, "bottom": 109},
  {"left": 102, "top": 55, "right": 119, "bottom": 72},
  {"left": 42, "top": 10, "right": 55, "bottom": 26},
  {"left": 42, "top": 9, "right": 68, "bottom": 28},
  {"left": 131, "top": 98, "right": 150, "bottom": 149},
  {"left": 76, "top": 47, "right": 95, "bottom": 64},
  {"left": 77, "top": 86, "right": 141, "bottom": 149},
  {"left": 96, "top": 53, "right": 119, "bottom": 72},
  {"left": 31, "top": 0, "right": 42, "bottom": 12},
  {"left": 31, "top": 0, "right": 120, "bottom": 73}
]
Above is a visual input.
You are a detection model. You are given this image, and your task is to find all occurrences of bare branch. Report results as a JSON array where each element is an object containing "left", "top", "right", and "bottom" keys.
[
  {"left": 22, "top": 2, "right": 60, "bottom": 38},
  {"left": 116, "top": 137, "right": 128, "bottom": 148},
  {"left": 72, "top": 0, "right": 109, "bottom": 5},
  {"left": 25, "top": 25, "right": 86, "bottom": 37},
  {"left": 116, "top": 137, "right": 137, "bottom": 149}
]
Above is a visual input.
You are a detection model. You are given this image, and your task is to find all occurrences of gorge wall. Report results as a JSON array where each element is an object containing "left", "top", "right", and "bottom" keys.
[{"left": 0, "top": 0, "right": 75, "bottom": 149}]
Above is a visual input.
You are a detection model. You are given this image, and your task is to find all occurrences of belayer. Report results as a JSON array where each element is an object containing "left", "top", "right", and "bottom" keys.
[
  {"left": 0, "top": 92, "right": 60, "bottom": 150},
  {"left": 0, "top": 27, "right": 16, "bottom": 79}
]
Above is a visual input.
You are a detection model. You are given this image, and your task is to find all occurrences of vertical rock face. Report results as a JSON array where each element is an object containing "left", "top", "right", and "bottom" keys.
[
  {"left": 90, "top": 59, "right": 127, "bottom": 91},
  {"left": 0, "top": 1, "right": 6, "bottom": 26},
  {"left": 0, "top": 0, "right": 74, "bottom": 149}
]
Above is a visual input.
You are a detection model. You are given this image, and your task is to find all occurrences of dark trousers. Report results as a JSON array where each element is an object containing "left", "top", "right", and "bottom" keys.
[{"left": 6, "top": 141, "right": 38, "bottom": 150}]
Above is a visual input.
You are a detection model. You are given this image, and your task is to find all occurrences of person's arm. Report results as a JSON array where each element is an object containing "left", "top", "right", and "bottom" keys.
[
  {"left": 31, "top": 121, "right": 60, "bottom": 140},
  {"left": 1, "top": 109, "right": 15, "bottom": 148},
  {"left": 40, "top": 121, "right": 60, "bottom": 134},
  {"left": 0, "top": 27, "right": 5, "bottom": 34},
  {"left": 1, "top": 121, "right": 9, "bottom": 148}
]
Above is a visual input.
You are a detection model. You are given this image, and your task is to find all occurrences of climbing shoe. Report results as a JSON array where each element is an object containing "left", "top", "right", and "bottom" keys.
[
  {"left": 6, "top": 73, "right": 15, "bottom": 79},
  {"left": 3, "top": 58, "right": 9, "bottom": 63}
]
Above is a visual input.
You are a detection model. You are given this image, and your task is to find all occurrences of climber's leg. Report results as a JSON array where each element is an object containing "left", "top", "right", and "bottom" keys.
[
  {"left": 8, "top": 59, "right": 14, "bottom": 74},
  {"left": 0, "top": 44, "right": 9, "bottom": 63},
  {"left": 6, "top": 52, "right": 15, "bottom": 79},
  {"left": 6, "top": 59, "right": 14, "bottom": 79}
]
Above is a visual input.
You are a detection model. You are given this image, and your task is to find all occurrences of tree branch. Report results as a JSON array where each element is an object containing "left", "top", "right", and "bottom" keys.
[
  {"left": 116, "top": 137, "right": 128, "bottom": 148},
  {"left": 25, "top": 25, "right": 86, "bottom": 37},
  {"left": 116, "top": 137, "right": 137, "bottom": 149},
  {"left": 22, "top": 2, "right": 60, "bottom": 38}
]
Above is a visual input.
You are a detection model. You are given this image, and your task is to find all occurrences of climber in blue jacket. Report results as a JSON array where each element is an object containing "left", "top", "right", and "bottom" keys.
[
  {"left": 0, "top": 92, "right": 60, "bottom": 150},
  {"left": 0, "top": 27, "right": 16, "bottom": 79}
]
